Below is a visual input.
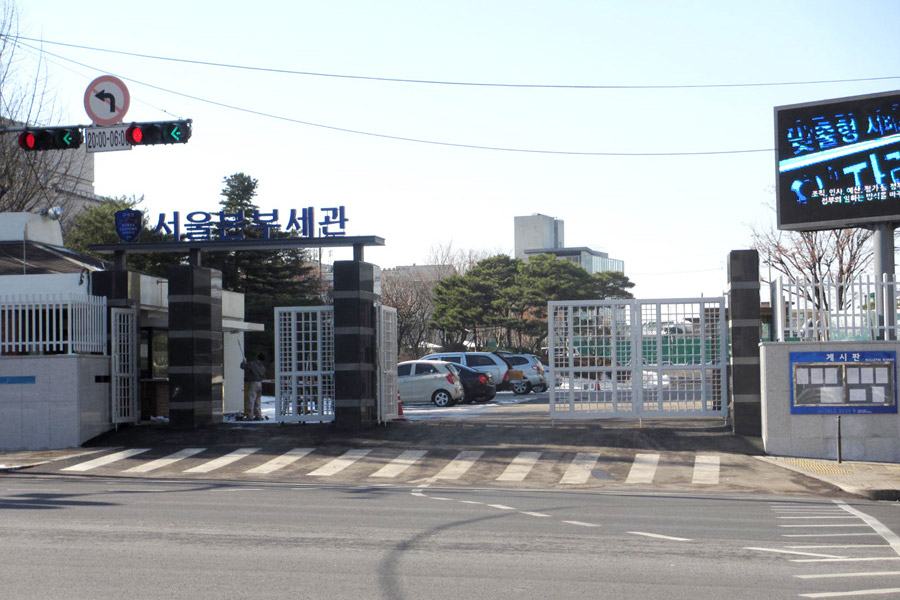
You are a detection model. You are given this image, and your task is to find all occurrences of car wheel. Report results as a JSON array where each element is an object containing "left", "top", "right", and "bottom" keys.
[
  {"left": 531, "top": 384, "right": 547, "bottom": 393},
  {"left": 432, "top": 389, "right": 453, "bottom": 407},
  {"left": 512, "top": 380, "right": 532, "bottom": 395}
]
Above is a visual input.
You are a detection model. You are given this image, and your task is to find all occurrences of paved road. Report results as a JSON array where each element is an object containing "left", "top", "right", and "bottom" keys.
[{"left": 2, "top": 474, "right": 899, "bottom": 599}]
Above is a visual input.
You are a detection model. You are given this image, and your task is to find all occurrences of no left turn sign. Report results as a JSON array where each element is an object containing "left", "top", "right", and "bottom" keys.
[{"left": 84, "top": 75, "right": 130, "bottom": 126}]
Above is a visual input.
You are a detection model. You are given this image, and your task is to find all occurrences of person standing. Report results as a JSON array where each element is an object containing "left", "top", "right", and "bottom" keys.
[{"left": 241, "top": 352, "right": 267, "bottom": 420}]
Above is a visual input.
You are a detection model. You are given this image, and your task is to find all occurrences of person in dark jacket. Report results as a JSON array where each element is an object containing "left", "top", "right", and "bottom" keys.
[{"left": 240, "top": 352, "right": 266, "bottom": 420}]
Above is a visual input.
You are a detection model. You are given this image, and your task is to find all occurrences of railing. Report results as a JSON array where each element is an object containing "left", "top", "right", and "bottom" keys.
[
  {"left": 0, "top": 293, "right": 107, "bottom": 355},
  {"left": 771, "top": 276, "right": 899, "bottom": 342}
]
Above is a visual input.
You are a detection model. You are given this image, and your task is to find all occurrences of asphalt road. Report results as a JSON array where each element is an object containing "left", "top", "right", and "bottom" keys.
[{"left": 2, "top": 474, "right": 899, "bottom": 600}]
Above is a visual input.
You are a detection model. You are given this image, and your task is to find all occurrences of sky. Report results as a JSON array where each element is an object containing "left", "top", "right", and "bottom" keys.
[{"left": 10, "top": 0, "right": 900, "bottom": 298}]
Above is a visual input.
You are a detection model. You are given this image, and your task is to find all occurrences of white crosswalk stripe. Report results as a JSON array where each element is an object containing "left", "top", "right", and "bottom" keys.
[
  {"left": 183, "top": 448, "right": 260, "bottom": 474},
  {"left": 496, "top": 451, "right": 541, "bottom": 482},
  {"left": 625, "top": 453, "right": 660, "bottom": 484},
  {"left": 434, "top": 451, "right": 483, "bottom": 480},
  {"left": 559, "top": 452, "right": 601, "bottom": 485},
  {"left": 124, "top": 448, "right": 206, "bottom": 473},
  {"left": 307, "top": 449, "right": 371, "bottom": 477},
  {"left": 245, "top": 448, "right": 315, "bottom": 474},
  {"left": 62, "top": 448, "right": 151, "bottom": 472},
  {"left": 370, "top": 450, "right": 427, "bottom": 478},
  {"left": 692, "top": 454, "right": 720, "bottom": 484}
]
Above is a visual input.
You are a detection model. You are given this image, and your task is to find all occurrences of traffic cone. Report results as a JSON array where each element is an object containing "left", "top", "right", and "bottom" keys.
[{"left": 394, "top": 395, "right": 407, "bottom": 421}]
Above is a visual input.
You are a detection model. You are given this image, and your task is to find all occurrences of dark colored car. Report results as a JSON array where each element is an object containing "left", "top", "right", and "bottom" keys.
[{"left": 450, "top": 363, "right": 497, "bottom": 403}]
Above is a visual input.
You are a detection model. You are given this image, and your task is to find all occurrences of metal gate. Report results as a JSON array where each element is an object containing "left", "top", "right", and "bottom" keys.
[
  {"left": 110, "top": 307, "right": 138, "bottom": 424},
  {"left": 376, "top": 304, "right": 399, "bottom": 423},
  {"left": 548, "top": 298, "right": 727, "bottom": 419},
  {"left": 275, "top": 306, "right": 335, "bottom": 423}
]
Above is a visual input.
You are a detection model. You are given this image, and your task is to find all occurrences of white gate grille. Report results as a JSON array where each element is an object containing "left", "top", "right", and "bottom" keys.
[
  {"left": 111, "top": 307, "right": 138, "bottom": 424},
  {"left": 377, "top": 305, "right": 399, "bottom": 423},
  {"left": 548, "top": 298, "right": 727, "bottom": 419},
  {"left": 275, "top": 306, "right": 335, "bottom": 423}
]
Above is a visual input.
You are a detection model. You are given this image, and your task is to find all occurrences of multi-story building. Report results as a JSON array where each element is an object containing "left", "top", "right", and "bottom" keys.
[{"left": 514, "top": 213, "right": 624, "bottom": 274}]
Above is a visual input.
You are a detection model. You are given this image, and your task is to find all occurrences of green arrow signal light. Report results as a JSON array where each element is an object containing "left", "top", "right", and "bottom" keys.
[
  {"left": 62, "top": 131, "right": 73, "bottom": 146},
  {"left": 169, "top": 125, "right": 181, "bottom": 141}
]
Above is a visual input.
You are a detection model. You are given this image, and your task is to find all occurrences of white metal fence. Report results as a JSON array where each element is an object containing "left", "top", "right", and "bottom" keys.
[
  {"left": 377, "top": 305, "right": 399, "bottom": 423},
  {"left": 548, "top": 298, "right": 728, "bottom": 419},
  {"left": 0, "top": 293, "right": 107, "bottom": 356},
  {"left": 111, "top": 307, "right": 138, "bottom": 424},
  {"left": 771, "top": 276, "right": 900, "bottom": 342},
  {"left": 275, "top": 306, "right": 336, "bottom": 423}
]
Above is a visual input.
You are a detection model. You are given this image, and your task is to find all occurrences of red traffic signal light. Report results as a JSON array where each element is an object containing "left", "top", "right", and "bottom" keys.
[
  {"left": 17, "top": 127, "right": 83, "bottom": 151},
  {"left": 125, "top": 120, "right": 192, "bottom": 146}
]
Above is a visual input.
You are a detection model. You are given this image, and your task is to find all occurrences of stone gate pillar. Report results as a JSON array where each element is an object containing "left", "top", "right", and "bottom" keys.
[
  {"left": 333, "top": 260, "right": 378, "bottom": 430},
  {"left": 167, "top": 265, "right": 224, "bottom": 428},
  {"left": 727, "top": 249, "right": 762, "bottom": 436}
]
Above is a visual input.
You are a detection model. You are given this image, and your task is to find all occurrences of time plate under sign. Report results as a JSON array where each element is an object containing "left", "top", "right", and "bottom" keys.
[{"left": 84, "top": 124, "right": 132, "bottom": 153}]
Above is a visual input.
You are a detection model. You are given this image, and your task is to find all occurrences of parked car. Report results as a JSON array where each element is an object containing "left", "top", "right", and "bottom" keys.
[
  {"left": 397, "top": 360, "right": 464, "bottom": 407},
  {"left": 496, "top": 352, "right": 547, "bottom": 394},
  {"left": 452, "top": 363, "right": 497, "bottom": 403},
  {"left": 420, "top": 352, "right": 515, "bottom": 391}
]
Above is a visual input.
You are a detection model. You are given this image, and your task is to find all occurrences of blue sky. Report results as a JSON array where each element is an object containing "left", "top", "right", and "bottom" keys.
[{"left": 13, "top": 0, "right": 900, "bottom": 297}]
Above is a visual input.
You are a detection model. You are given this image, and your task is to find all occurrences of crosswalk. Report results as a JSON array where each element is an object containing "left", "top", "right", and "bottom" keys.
[{"left": 50, "top": 447, "right": 725, "bottom": 487}]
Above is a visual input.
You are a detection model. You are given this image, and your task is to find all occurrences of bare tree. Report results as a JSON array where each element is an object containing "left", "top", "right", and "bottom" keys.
[
  {"left": 0, "top": 1, "right": 91, "bottom": 223},
  {"left": 427, "top": 242, "right": 500, "bottom": 276},
  {"left": 752, "top": 225, "right": 872, "bottom": 309},
  {"left": 380, "top": 274, "right": 436, "bottom": 360}
]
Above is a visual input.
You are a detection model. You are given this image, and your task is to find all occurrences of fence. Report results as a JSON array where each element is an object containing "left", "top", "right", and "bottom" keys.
[
  {"left": 0, "top": 293, "right": 107, "bottom": 356},
  {"left": 771, "top": 276, "right": 899, "bottom": 342}
]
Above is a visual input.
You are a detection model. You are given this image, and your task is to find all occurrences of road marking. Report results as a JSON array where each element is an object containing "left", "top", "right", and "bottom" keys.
[
  {"left": 244, "top": 448, "right": 314, "bottom": 474},
  {"left": 307, "top": 449, "right": 371, "bottom": 477},
  {"left": 559, "top": 452, "right": 601, "bottom": 485},
  {"left": 778, "top": 516, "right": 861, "bottom": 519},
  {"left": 562, "top": 520, "right": 599, "bottom": 528},
  {"left": 370, "top": 450, "right": 427, "bottom": 478},
  {"left": 496, "top": 451, "right": 541, "bottom": 482},
  {"left": 430, "top": 496, "right": 452, "bottom": 501},
  {"left": 780, "top": 524, "right": 871, "bottom": 528},
  {"left": 783, "top": 533, "right": 880, "bottom": 538},
  {"left": 434, "top": 451, "right": 483, "bottom": 480},
  {"left": 487, "top": 504, "right": 516, "bottom": 510},
  {"left": 625, "top": 453, "right": 659, "bottom": 484},
  {"left": 744, "top": 547, "right": 845, "bottom": 559},
  {"left": 62, "top": 449, "right": 151, "bottom": 472},
  {"left": 460, "top": 500, "right": 484, "bottom": 505},
  {"left": 520, "top": 511, "right": 550, "bottom": 518},
  {"left": 792, "top": 557, "right": 900, "bottom": 563},
  {"left": 183, "top": 448, "right": 260, "bottom": 474},
  {"left": 629, "top": 531, "right": 692, "bottom": 542},
  {"left": 210, "top": 488, "right": 264, "bottom": 492},
  {"left": 836, "top": 500, "right": 900, "bottom": 557},
  {"left": 797, "top": 571, "right": 900, "bottom": 579},
  {"left": 124, "top": 448, "right": 206, "bottom": 473},
  {"left": 788, "top": 545, "right": 891, "bottom": 550},
  {"left": 799, "top": 588, "right": 900, "bottom": 598},
  {"left": 691, "top": 454, "right": 719, "bottom": 484}
]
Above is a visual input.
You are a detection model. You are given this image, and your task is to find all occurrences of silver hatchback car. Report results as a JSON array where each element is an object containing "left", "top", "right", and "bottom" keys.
[
  {"left": 497, "top": 353, "right": 547, "bottom": 394},
  {"left": 397, "top": 360, "right": 464, "bottom": 407}
]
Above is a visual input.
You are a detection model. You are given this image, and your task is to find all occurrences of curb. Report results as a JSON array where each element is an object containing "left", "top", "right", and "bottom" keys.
[{"left": 755, "top": 456, "right": 900, "bottom": 501}]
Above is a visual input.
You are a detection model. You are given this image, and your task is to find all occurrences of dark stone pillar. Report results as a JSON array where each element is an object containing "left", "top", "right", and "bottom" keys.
[
  {"left": 332, "top": 260, "right": 377, "bottom": 430},
  {"left": 167, "top": 266, "right": 224, "bottom": 428},
  {"left": 727, "top": 249, "right": 762, "bottom": 436}
]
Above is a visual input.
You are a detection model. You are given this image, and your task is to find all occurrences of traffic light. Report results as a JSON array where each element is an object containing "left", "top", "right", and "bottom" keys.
[
  {"left": 125, "top": 120, "right": 192, "bottom": 146},
  {"left": 17, "top": 127, "right": 83, "bottom": 151}
]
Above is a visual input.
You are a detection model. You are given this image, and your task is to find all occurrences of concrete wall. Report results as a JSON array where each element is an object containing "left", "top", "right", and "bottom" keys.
[
  {"left": 224, "top": 331, "right": 245, "bottom": 414},
  {"left": 761, "top": 341, "right": 900, "bottom": 462},
  {"left": 0, "top": 355, "right": 111, "bottom": 450}
]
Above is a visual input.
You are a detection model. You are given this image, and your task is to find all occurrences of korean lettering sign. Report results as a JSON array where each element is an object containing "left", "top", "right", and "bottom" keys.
[
  {"left": 775, "top": 91, "right": 900, "bottom": 231},
  {"left": 789, "top": 350, "right": 898, "bottom": 415},
  {"left": 117, "top": 206, "right": 348, "bottom": 242}
]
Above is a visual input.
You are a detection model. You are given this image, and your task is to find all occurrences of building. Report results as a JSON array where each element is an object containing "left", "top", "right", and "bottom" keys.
[
  {"left": 514, "top": 213, "right": 624, "bottom": 274},
  {"left": 0, "top": 212, "right": 262, "bottom": 451},
  {"left": 514, "top": 214, "right": 564, "bottom": 260}
]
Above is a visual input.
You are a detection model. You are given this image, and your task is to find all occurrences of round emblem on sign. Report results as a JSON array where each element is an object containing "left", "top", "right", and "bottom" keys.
[{"left": 84, "top": 75, "right": 131, "bottom": 126}]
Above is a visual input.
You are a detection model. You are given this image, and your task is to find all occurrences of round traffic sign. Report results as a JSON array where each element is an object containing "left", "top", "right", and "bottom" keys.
[{"left": 84, "top": 75, "right": 130, "bottom": 126}]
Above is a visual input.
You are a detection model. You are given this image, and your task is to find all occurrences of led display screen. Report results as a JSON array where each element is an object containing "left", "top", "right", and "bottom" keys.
[{"left": 775, "top": 91, "right": 900, "bottom": 230}]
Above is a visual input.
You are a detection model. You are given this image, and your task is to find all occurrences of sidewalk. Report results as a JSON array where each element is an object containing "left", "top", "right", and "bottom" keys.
[{"left": 756, "top": 455, "right": 900, "bottom": 501}]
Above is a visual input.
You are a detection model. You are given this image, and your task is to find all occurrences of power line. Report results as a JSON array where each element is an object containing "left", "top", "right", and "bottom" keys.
[
  {"left": 8, "top": 34, "right": 900, "bottom": 90},
  {"left": 16, "top": 41, "right": 776, "bottom": 157}
]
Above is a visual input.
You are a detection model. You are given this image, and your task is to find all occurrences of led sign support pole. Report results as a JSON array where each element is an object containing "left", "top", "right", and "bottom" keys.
[{"left": 873, "top": 223, "right": 897, "bottom": 341}]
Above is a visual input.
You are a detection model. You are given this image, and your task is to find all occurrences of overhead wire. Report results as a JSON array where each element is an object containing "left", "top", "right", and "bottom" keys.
[
  {"left": 6, "top": 34, "right": 900, "bottom": 90},
  {"left": 14, "top": 39, "right": 776, "bottom": 157}
]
